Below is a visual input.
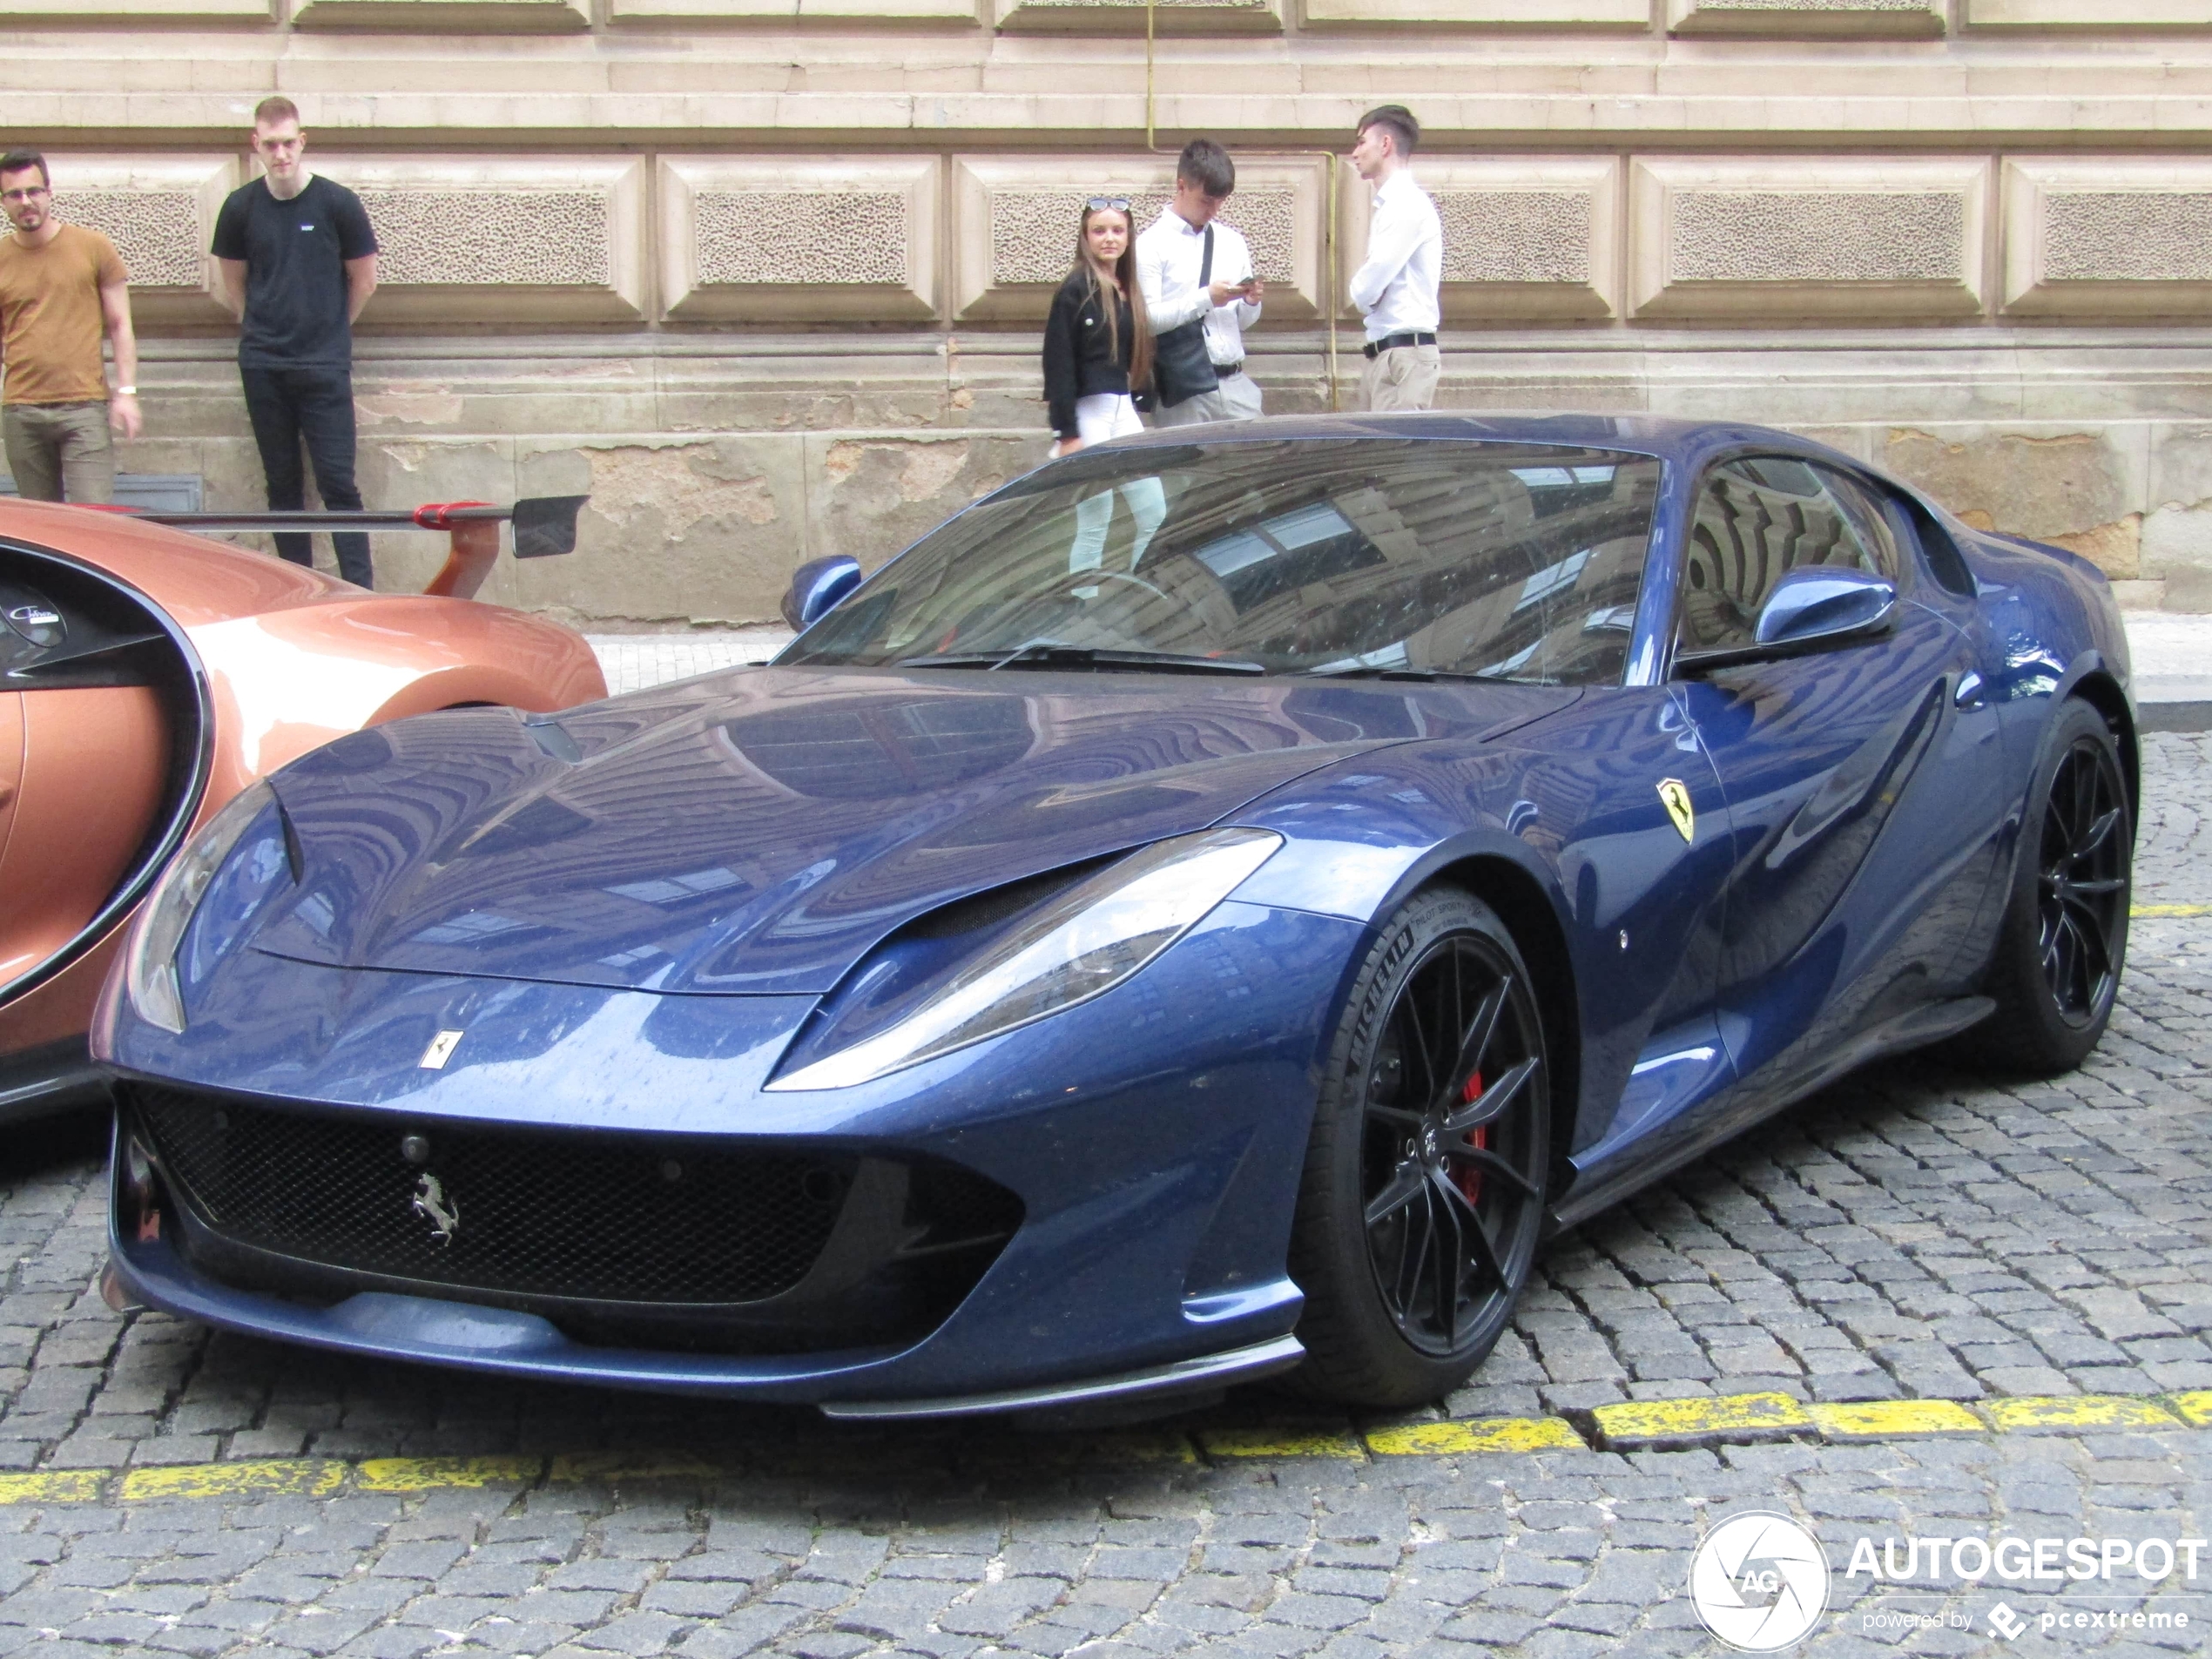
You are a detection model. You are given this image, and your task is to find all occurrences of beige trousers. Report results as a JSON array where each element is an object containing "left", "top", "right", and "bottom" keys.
[
  {"left": 1359, "top": 343, "right": 1442, "bottom": 413},
  {"left": 2, "top": 401, "right": 115, "bottom": 503}
]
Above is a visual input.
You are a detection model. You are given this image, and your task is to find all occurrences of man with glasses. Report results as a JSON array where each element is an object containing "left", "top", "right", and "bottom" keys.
[
  {"left": 1136, "top": 139, "right": 1264, "bottom": 428},
  {"left": 212, "top": 96, "right": 381, "bottom": 586},
  {"left": 0, "top": 152, "right": 140, "bottom": 503}
]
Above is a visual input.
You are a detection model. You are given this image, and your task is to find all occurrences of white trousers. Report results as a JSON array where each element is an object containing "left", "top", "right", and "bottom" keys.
[{"left": 1068, "top": 394, "right": 1166, "bottom": 571}]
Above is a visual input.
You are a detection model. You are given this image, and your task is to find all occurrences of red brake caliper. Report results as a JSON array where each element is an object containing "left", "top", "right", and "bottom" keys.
[{"left": 1456, "top": 1072, "right": 1487, "bottom": 1205}]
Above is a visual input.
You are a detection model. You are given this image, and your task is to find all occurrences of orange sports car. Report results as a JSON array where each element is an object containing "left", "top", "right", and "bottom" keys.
[{"left": 0, "top": 495, "right": 605, "bottom": 1121}]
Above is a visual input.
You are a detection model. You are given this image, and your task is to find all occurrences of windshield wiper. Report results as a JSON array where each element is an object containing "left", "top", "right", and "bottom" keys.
[
  {"left": 1298, "top": 664, "right": 1503, "bottom": 683},
  {"left": 895, "top": 644, "right": 1266, "bottom": 676}
]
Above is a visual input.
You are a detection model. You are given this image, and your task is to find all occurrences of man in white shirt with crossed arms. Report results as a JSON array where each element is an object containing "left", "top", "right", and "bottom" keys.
[
  {"left": 1136, "top": 138, "right": 1264, "bottom": 427},
  {"left": 1348, "top": 104, "right": 1443, "bottom": 412}
]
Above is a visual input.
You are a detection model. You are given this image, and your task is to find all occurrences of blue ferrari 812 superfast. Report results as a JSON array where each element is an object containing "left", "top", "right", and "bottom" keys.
[{"left": 93, "top": 415, "right": 2136, "bottom": 1419}]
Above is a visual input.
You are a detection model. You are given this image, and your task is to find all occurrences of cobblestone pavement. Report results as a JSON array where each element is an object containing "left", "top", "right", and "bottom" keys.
[{"left": 2, "top": 738, "right": 2209, "bottom": 1656}]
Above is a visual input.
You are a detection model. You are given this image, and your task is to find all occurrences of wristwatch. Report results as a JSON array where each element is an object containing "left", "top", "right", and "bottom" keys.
[{"left": 116, "top": 385, "right": 138, "bottom": 395}]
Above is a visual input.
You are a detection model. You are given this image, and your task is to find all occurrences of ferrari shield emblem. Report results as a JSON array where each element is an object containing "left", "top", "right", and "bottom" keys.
[
  {"left": 420, "top": 1029, "right": 464, "bottom": 1069},
  {"left": 1657, "top": 779, "right": 1695, "bottom": 843}
]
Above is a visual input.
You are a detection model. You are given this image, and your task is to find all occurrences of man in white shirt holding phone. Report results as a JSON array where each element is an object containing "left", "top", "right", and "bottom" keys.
[
  {"left": 1136, "top": 139, "right": 1264, "bottom": 428},
  {"left": 1348, "top": 104, "right": 1444, "bottom": 413}
]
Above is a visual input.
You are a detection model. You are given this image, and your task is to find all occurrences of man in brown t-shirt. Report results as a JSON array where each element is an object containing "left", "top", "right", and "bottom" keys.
[{"left": 0, "top": 151, "right": 140, "bottom": 503}]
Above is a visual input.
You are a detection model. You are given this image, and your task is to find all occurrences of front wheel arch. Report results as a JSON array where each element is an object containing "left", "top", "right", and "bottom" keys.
[{"left": 1426, "top": 856, "right": 1582, "bottom": 1195}]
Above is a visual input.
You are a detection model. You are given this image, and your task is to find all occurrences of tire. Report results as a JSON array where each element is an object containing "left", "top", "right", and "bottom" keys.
[
  {"left": 1959, "top": 698, "right": 2133, "bottom": 1076},
  {"left": 1285, "top": 888, "right": 1551, "bottom": 1407}
]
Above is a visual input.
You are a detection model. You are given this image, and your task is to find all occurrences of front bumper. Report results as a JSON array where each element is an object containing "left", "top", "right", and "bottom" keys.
[{"left": 98, "top": 900, "right": 1363, "bottom": 1406}]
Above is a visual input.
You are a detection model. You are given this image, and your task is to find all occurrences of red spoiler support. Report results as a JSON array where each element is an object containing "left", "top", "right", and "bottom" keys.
[{"left": 101, "top": 495, "right": 589, "bottom": 600}]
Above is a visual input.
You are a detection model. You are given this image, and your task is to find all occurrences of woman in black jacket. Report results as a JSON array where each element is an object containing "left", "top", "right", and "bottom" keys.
[
  {"left": 1042, "top": 198, "right": 1154, "bottom": 456},
  {"left": 1042, "top": 199, "right": 1164, "bottom": 566}
]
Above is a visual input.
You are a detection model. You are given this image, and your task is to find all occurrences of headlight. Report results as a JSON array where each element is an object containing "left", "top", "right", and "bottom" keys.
[
  {"left": 125, "top": 780, "right": 282, "bottom": 1034},
  {"left": 769, "top": 826, "right": 1281, "bottom": 1091}
]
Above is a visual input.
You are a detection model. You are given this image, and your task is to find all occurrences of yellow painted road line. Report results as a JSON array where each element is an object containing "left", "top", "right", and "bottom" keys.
[
  {"left": 118, "top": 1459, "right": 346, "bottom": 1502},
  {"left": 1979, "top": 1395, "right": 2183, "bottom": 1433},
  {"left": 7, "top": 1390, "right": 2212, "bottom": 1506},
  {"left": 1807, "top": 1400, "right": 1983, "bottom": 1440},
  {"left": 1366, "top": 1416, "right": 1582, "bottom": 1456},
  {"left": 1591, "top": 1391, "right": 1813, "bottom": 1447},
  {"left": 2167, "top": 1391, "right": 2212, "bottom": 1427},
  {"left": 1197, "top": 1425, "right": 1366, "bottom": 1460},
  {"left": 355, "top": 1455, "right": 545, "bottom": 1492},
  {"left": 0, "top": 1470, "right": 105, "bottom": 1505},
  {"left": 2132, "top": 903, "right": 2212, "bottom": 917}
]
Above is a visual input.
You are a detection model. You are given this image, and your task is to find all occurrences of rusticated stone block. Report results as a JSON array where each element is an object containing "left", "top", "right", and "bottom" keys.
[
  {"left": 292, "top": 0, "right": 588, "bottom": 27},
  {"left": 613, "top": 0, "right": 976, "bottom": 19},
  {"left": 1882, "top": 425, "right": 2145, "bottom": 578},
  {"left": 953, "top": 155, "right": 1324, "bottom": 321},
  {"left": 659, "top": 158, "right": 940, "bottom": 323},
  {"left": 1303, "top": 0, "right": 1642, "bottom": 21},
  {"left": 1339, "top": 158, "right": 1619, "bottom": 321},
  {"left": 516, "top": 435, "right": 810, "bottom": 626},
  {"left": 1965, "top": 1, "right": 2212, "bottom": 25},
  {"left": 0, "top": 0, "right": 267, "bottom": 13},
  {"left": 39, "top": 154, "right": 239, "bottom": 326},
  {"left": 1630, "top": 158, "right": 1989, "bottom": 320},
  {"left": 1669, "top": 0, "right": 1942, "bottom": 33},
  {"left": 2003, "top": 159, "right": 2212, "bottom": 320},
  {"left": 310, "top": 155, "right": 645, "bottom": 324},
  {"left": 996, "top": 0, "right": 1281, "bottom": 32}
]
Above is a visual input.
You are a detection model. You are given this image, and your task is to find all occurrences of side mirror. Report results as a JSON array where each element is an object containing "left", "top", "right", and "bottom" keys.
[
  {"left": 1753, "top": 566, "right": 1897, "bottom": 651},
  {"left": 781, "top": 556, "right": 861, "bottom": 632}
]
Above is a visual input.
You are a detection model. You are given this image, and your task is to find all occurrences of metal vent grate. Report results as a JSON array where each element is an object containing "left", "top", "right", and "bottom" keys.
[{"left": 126, "top": 1083, "right": 850, "bottom": 1305}]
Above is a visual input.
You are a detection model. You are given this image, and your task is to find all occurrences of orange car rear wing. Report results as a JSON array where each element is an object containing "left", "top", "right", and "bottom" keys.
[{"left": 103, "top": 495, "right": 589, "bottom": 600}]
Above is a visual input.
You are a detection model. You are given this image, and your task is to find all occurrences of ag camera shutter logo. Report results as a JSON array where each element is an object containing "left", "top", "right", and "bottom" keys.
[{"left": 1689, "top": 1511, "right": 1831, "bottom": 1651}]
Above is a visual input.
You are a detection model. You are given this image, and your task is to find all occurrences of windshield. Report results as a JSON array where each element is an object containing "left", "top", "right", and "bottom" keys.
[{"left": 781, "top": 438, "right": 1663, "bottom": 685}]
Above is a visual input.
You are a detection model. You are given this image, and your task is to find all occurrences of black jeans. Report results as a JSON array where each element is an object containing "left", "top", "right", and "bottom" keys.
[{"left": 239, "top": 365, "right": 372, "bottom": 588}]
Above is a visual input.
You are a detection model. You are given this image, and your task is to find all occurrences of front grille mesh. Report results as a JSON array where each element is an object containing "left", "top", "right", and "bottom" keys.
[{"left": 126, "top": 1083, "right": 849, "bottom": 1305}]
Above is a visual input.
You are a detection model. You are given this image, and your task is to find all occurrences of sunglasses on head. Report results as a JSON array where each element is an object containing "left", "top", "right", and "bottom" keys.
[{"left": 1086, "top": 197, "right": 1131, "bottom": 212}]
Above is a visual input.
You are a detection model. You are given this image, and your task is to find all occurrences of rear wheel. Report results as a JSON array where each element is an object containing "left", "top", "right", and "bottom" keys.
[
  {"left": 1286, "top": 889, "right": 1550, "bottom": 1407},
  {"left": 1964, "top": 698, "right": 2132, "bottom": 1075}
]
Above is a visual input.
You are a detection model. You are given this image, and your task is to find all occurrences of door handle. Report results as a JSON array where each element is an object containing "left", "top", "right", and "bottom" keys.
[{"left": 1954, "top": 671, "right": 1986, "bottom": 710}]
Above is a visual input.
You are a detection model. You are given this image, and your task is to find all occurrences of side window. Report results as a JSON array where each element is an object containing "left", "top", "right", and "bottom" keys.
[{"left": 1676, "top": 457, "right": 1898, "bottom": 658}]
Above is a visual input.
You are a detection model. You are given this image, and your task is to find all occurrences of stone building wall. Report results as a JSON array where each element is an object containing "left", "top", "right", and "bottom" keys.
[{"left": 16, "top": 0, "right": 2212, "bottom": 619}]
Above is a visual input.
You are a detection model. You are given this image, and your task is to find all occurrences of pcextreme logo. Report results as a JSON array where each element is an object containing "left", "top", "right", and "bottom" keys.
[{"left": 1689, "top": 1512, "right": 1832, "bottom": 1652}]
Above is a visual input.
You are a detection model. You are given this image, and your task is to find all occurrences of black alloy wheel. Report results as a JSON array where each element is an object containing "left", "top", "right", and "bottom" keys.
[
  {"left": 1287, "top": 889, "right": 1550, "bottom": 1406},
  {"left": 1958, "top": 698, "right": 2133, "bottom": 1076},
  {"left": 2034, "top": 730, "right": 2129, "bottom": 1023}
]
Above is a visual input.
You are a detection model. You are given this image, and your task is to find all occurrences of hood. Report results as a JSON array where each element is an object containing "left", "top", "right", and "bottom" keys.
[{"left": 250, "top": 665, "right": 1542, "bottom": 996}]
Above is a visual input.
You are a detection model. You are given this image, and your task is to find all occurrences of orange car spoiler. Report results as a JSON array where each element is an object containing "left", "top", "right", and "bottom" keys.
[{"left": 93, "top": 495, "right": 589, "bottom": 600}]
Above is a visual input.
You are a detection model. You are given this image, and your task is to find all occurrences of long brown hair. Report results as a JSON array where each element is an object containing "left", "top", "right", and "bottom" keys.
[{"left": 1073, "top": 203, "right": 1153, "bottom": 396}]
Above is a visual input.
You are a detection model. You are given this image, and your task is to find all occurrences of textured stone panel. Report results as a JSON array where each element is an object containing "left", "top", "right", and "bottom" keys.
[
  {"left": 612, "top": 0, "right": 976, "bottom": 20},
  {"left": 292, "top": 0, "right": 588, "bottom": 27},
  {"left": 2004, "top": 160, "right": 2212, "bottom": 318},
  {"left": 1669, "top": 0, "right": 1942, "bottom": 32},
  {"left": 1965, "top": 1, "right": 2212, "bottom": 25},
  {"left": 1302, "top": 0, "right": 1642, "bottom": 21},
  {"left": 660, "top": 158, "right": 940, "bottom": 322},
  {"left": 0, "top": 0, "right": 267, "bottom": 14},
  {"left": 37, "top": 153, "right": 238, "bottom": 324},
  {"left": 954, "top": 156, "right": 1325, "bottom": 321},
  {"left": 1631, "top": 158, "right": 1989, "bottom": 320},
  {"left": 312, "top": 155, "right": 644, "bottom": 324},
  {"left": 1338, "top": 158, "right": 1619, "bottom": 321},
  {"left": 996, "top": 0, "right": 1281, "bottom": 32}
]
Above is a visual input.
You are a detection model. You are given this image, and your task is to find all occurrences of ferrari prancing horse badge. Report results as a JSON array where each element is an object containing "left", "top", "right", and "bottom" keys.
[{"left": 1657, "top": 779, "right": 1695, "bottom": 843}]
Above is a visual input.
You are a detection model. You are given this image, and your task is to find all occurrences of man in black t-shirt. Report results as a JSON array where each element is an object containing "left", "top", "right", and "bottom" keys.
[{"left": 212, "top": 96, "right": 381, "bottom": 587}]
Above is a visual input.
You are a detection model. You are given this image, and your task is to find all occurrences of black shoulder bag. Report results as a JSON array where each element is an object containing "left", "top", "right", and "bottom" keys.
[{"left": 1150, "top": 226, "right": 1220, "bottom": 410}]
